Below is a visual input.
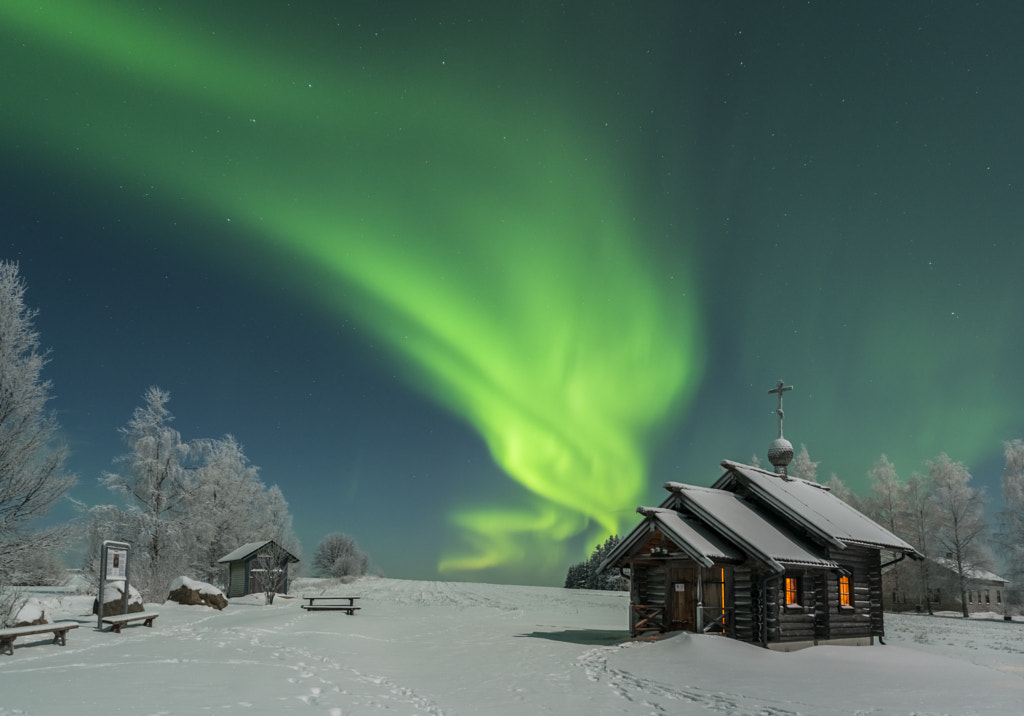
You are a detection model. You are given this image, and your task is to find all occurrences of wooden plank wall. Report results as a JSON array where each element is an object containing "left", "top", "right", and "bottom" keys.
[
  {"left": 828, "top": 546, "right": 877, "bottom": 640},
  {"left": 776, "top": 570, "right": 817, "bottom": 641}
]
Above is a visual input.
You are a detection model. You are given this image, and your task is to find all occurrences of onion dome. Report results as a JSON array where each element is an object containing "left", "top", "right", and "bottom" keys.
[{"left": 768, "top": 437, "right": 794, "bottom": 474}]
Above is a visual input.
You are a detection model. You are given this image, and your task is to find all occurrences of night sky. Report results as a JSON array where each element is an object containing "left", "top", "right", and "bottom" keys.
[{"left": 2, "top": 1, "right": 1022, "bottom": 585}]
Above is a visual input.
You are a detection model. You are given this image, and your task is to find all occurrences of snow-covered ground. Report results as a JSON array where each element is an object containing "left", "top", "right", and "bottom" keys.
[{"left": 2, "top": 577, "right": 1023, "bottom": 715}]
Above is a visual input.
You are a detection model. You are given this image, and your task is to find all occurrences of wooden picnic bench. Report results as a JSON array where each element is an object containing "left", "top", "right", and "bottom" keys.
[
  {"left": 102, "top": 611, "right": 160, "bottom": 633},
  {"left": 0, "top": 622, "right": 79, "bottom": 656},
  {"left": 300, "top": 596, "right": 361, "bottom": 615}
]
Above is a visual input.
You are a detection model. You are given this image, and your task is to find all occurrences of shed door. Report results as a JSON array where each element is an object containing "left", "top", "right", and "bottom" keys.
[{"left": 228, "top": 562, "right": 246, "bottom": 598}]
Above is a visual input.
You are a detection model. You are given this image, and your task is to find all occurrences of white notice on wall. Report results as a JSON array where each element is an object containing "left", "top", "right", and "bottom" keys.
[
  {"left": 107, "top": 549, "right": 127, "bottom": 581},
  {"left": 675, "top": 583, "right": 686, "bottom": 592}
]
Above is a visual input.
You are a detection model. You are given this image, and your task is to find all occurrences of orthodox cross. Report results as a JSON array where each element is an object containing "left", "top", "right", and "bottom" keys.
[{"left": 768, "top": 380, "right": 793, "bottom": 439}]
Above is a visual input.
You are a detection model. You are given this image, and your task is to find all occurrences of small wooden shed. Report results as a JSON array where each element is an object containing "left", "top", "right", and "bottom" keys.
[{"left": 218, "top": 540, "right": 300, "bottom": 598}]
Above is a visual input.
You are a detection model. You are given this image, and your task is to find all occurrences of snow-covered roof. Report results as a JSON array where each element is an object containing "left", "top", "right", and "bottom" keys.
[
  {"left": 217, "top": 540, "right": 299, "bottom": 564},
  {"left": 600, "top": 507, "right": 746, "bottom": 571},
  {"left": 931, "top": 557, "right": 1009, "bottom": 584},
  {"left": 711, "top": 461, "right": 923, "bottom": 558},
  {"left": 667, "top": 484, "right": 839, "bottom": 573}
]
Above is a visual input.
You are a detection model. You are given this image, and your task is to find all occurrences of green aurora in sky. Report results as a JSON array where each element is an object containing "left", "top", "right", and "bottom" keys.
[
  {"left": 0, "top": 1, "right": 702, "bottom": 579},
  {"left": 4, "top": 1, "right": 1024, "bottom": 584}
]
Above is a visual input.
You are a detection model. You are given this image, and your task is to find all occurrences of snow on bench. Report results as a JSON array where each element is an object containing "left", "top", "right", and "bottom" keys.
[
  {"left": 102, "top": 611, "right": 160, "bottom": 633},
  {"left": 0, "top": 622, "right": 80, "bottom": 655}
]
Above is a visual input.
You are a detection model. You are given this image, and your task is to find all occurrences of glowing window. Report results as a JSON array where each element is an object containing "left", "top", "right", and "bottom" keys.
[
  {"left": 838, "top": 575, "right": 852, "bottom": 607},
  {"left": 784, "top": 577, "right": 800, "bottom": 605}
]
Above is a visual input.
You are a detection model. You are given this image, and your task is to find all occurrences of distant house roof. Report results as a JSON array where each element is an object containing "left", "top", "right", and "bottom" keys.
[
  {"left": 217, "top": 540, "right": 300, "bottom": 564},
  {"left": 710, "top": 461, "right": 923, "bottom": 558},
  {"left": 931, "top": 557, "right": 1009, "bottom": 584}
]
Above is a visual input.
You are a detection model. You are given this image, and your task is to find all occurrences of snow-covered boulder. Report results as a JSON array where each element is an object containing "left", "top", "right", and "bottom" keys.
[
  {"left": 14, "top": 599, "right": 47, "bottom": 627},
  {"left": 93, "top": 581, "right": 145, "bottom": 617},
  {"left": 167, "top": 576, "right": 228, "bottom": 610}
]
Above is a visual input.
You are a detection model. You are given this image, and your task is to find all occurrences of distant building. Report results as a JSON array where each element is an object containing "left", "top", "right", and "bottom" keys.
[
  {"left": 218, "top": 540, "right": 300, "bottom": 598},
  {"left": 601, "top": 381, "right": 923, "bottom": 650},
  {"left": 884, "top": 556, "right": 1009, "bottom": 616}
]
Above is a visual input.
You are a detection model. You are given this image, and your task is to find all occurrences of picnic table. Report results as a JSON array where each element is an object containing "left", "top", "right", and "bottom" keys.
[{"left": 300, "top": 596, "right": 360, "bottom": 615}]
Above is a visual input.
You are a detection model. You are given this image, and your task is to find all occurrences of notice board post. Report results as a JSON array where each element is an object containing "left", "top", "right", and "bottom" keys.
[{"left": 97, "top": 540, "right": 131, "bottom": 629}]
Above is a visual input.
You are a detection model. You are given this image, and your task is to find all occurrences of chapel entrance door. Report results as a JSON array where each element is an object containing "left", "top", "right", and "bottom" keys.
[{"left": 669, "top": 565, "right": 697, "bottom": 632}]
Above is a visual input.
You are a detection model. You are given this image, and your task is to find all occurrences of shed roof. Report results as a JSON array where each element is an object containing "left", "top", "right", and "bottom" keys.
[
  {"left": 217, "top": 540, "right": 300, "bottom": 564},
  {"left": 712, "top": 461, "right": 923, "bottom": 558},
  {"left": 667, "top": 483, "right": 839, "bottom": 573}
]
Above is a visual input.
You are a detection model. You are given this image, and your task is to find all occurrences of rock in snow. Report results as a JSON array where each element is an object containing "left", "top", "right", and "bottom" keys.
[
  {"left": 13, "top": 598, "right": 47, "bottom": 627},
  {"left": 92, "top": 581, "right": 144, "bottom": 617},
  {"left": 167, "top": 576, "right": 228, "bottom": 610}
]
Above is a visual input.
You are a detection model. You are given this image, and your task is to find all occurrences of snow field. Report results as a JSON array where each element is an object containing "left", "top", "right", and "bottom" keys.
[{"left": 1, "top": 577, "right": 1022, "bottom": 715}]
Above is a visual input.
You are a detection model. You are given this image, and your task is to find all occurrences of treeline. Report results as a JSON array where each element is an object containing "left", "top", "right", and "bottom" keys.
[{"left": 564, "top": 535, "right": 628, "bottom": 590}]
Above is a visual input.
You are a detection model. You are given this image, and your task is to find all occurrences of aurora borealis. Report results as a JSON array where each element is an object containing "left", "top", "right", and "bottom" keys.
[{"left": 3, "top": 2, "right": 1023, "bottom": 584}]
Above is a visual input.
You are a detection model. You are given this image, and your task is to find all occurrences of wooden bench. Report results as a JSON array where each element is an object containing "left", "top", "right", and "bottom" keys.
[
  {"left": 300, "top": 596, "right": 361, "bottom": 615},
  {"left": 0, "top": 622, "right": 79, "bottom": 656},
  {"left": 102, "top": 611, "right": 159, "bottom": 633}
]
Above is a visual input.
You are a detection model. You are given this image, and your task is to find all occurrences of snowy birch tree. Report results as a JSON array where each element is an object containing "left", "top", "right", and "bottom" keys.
[
  {"left": 99, "top": 387, "right": 206, "bottom": 598},
  {"left": 863, "top": 456, "right": 907, "bottom": 537},
  {"left": 312, "top": 533, "right": 368, "bottom": 579},
  {"left": 904, "top": 472, "right": 937, "bottom": 613},
  {"left": 0, "top": 262, "right": 76, "bottom": 625},
  {"left": 789, "top": 444, "right": 819, "bottom": 482},
  {"left": 183, "top": 435, "right": 268, "bottom": 583},
  {"left": 996, "top": 439, "right": 1024, "bottom": 611},
  {"left": 860, "top": 455, "right": 910, "bottom": 604},
  {"left": 250, "top": 540, "right": 296, "bottom": 604},
  {"left": 927, "top": 453, "right": 990, "bottom": 618}
]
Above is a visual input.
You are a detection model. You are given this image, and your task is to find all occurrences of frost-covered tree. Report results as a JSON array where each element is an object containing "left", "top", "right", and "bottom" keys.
[
  {"left": 825, "top": 473, "right": 859, "bottom": 508},
  {"left": 98, "top": 387, "right": 206, "bottom": 598},
  {"left": 250, "top": 540, "right": 296, "bottom": 604},
  {"left": 904, "top": 471, "right": 938, "bottom": 614},
  {"left": 789, "top": 444, "right": 819, "bottom": 482},
  {"left": 927, "top": 453, "right": 990, "bottom": 618},
  {"left": 0, "top": 262, "right": 76, "bottom": 625},
  {"left": 259, "top": 485, "right": 301, "bottom": 563},
  {"left": 861, "top": 455, "right": 910, "bottom": 603},
  {"left": 312, "top": 533, "right": 368, "bottom": 579},
  {"left": 183, "top": 435, "right": 268, "bottom": 583},
  {"left": 996, "top": 439, "right": 1024, "bottom": 611},
  {"left": 863, "top": 455, "right": 907, "bottom": 536}
]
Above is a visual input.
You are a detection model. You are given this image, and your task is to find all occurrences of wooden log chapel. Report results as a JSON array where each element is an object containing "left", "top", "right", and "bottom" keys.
[{"left": 601, "top": 381, "right": 923, "bottom": 650}]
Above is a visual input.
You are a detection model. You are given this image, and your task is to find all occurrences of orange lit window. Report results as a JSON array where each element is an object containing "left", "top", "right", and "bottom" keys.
[
  {"left": 785, "top": 577, "right": 800, "bottom": 605},
  {"left": 838, "top": 575, "right": 852, "bottom": 607}
]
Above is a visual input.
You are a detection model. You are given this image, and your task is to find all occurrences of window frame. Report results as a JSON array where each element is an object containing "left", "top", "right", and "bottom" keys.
[
  {"left": 838, "top": 573, "right": 853, "bottom": 610},
  {"left": 783, "top": 575, "right": 803, "bottom": 610}
]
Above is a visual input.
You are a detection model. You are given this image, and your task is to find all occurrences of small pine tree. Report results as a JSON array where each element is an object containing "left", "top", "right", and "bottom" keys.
[
  {"left": 563, "top": 562, "right": 588, "bottom": 589},
  {"left": 564, "top": 535, "right": 627, "bottom": 591}
]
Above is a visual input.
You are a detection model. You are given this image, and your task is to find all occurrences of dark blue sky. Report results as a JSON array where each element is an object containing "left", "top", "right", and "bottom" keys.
[{"left": 2, "top": 1, "right": 1022, "bottom": 584}]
